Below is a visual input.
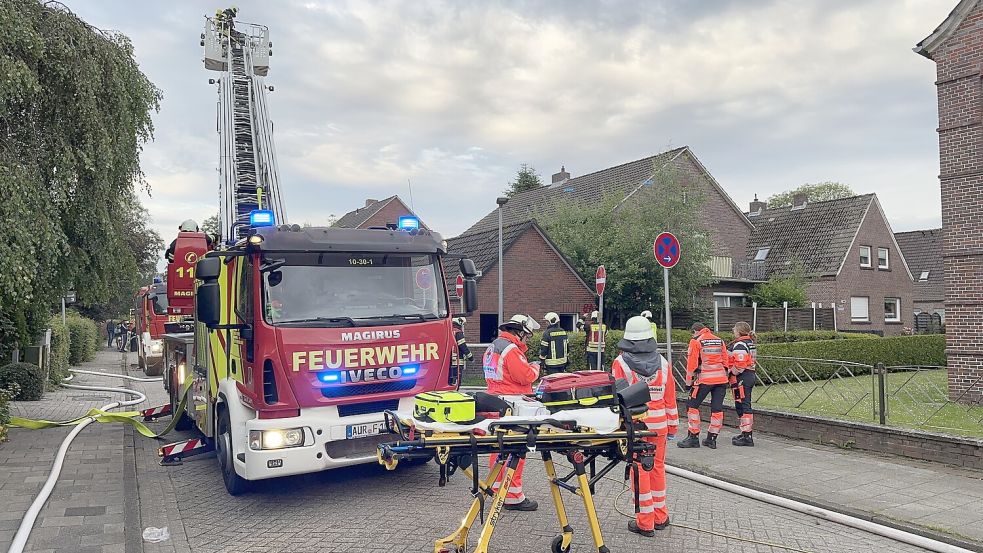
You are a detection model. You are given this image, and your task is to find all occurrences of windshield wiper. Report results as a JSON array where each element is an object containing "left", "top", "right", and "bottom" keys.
[{"left": 276, "top": 317, "right": 356, "bottom": 327}]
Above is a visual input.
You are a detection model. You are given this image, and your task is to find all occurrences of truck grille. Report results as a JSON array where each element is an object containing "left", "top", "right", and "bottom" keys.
[
  {"left": 324, "top": 434, "right": 394, "bottom": 460},
  {"left": 320, "top": 379, "right": 416, "bottom": 399},
  {"left": 338, "top": 400, "right": 400, "bottom": 418},
  {"left": 263, "top": 360, "right": 278, "bottom": 404}
]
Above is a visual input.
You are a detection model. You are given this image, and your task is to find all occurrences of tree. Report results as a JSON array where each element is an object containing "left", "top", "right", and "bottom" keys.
[
  {"left": 538, "top": 163, "right": 714, "bottom": 324},
  {"left": 748, "top": 273, "right": 809, "bottom": 308},
  {"left": 767, "top": 182, "right": 855, "bottom": 208},
  {"left": 0, "top": 0, "right": 161, "bottom": 356},
  {"left": 503, "top": 164, "right": 543, "bottom": 197},
  {"left": 202, "top": 211, "right": 221, "bottom": 238}
]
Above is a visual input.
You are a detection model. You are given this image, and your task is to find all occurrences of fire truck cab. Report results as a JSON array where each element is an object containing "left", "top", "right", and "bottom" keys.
[
  {"left": 134, "top": 281, "right": 168, "bottom": 376},
  {"left": 165, "top": 216, "right": 478, "bottom": 494}
]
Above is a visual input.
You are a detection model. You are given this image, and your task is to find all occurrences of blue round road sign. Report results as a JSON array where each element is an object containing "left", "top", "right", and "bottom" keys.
[{"left": 654, "top": 232, "right": 681, "bottom": 269}]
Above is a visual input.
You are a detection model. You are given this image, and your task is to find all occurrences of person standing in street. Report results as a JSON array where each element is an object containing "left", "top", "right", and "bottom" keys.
[
  {"left": 611, "top": 316, "right": 677, "bottom": 536},
  {"left": 539, "top": 312, "right": 569, "bottom": 374},
  {"left": 106, "top": 319, "right": 115, "bottom": 348},
  {"left": 451, "top": 317, "right": 472, "bottom": 384},
  {"left": 728, "top": 321, "right": 757, "bottom": 446},
  {"left": 483, "top": 314, "right": 542, "bottom": 511},
  {"left": 585, "top": 311, "right": 606, "bottom": 370},
  {"left": 677, "top": 323, "right": 729, "bottom": 449}
]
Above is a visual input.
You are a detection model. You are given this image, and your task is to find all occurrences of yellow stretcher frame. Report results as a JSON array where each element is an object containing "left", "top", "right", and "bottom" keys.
[{"left": 377, "top": 413, "right": 656, "bottom": 553}]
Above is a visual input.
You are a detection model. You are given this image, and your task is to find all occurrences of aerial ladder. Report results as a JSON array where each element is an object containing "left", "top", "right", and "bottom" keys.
[{"left": 202, "top": 14, "right": 286, "bottom": 242}]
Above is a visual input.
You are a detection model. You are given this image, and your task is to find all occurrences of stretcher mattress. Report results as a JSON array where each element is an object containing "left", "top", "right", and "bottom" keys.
[{"left": 396, "top": 405, "right": 623, "bottom": 434}]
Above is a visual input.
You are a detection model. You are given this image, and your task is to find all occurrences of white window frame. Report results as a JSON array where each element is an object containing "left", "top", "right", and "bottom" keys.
[
  {"left": 850, "top": 296, "right": 869, "bottom": 323},
  {"left": 754, "top": 247, "right": 770, "bottom": 262},
  {"left": 919, "top": 270, "right": 929, "bottom": 281},
  {"left": 884, "top": 297, "right": 901, "bottom": 323},
  {"left": 877, "top": 247, "right": 889, "bottom": 269},
  {"left": 859, "top": 245, "right": 872, "bottom": 268}
]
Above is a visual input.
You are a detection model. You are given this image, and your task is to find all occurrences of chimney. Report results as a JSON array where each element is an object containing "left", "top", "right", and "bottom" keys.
[
  {"left": 749, "top": 194, "right": 767, "bottom": 216},
  {"left": 364, "top": 198, "right": 378, "bottom": 207},
  {"left": 551, "top": 165, "right": 570, "bottom": 184},
  {"left": 791, "top": 192, "right": 808, "bottom": 210}
]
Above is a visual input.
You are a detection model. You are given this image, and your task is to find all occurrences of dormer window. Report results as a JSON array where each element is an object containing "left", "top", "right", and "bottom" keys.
[
  {"left": 754, "top": 247, "right": 770, "bottom": 262},
  {"left": 919, "top": 270, "right": 930, "bottom": 281}
]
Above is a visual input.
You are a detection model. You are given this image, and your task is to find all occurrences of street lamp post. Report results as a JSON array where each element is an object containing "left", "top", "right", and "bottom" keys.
[{"left": 496, "top": 196, "right": 509, "bottom": 326}]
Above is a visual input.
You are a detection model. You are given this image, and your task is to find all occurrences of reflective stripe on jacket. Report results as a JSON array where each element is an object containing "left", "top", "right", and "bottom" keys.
[
  {"left": 540, "top": 325, "right": 569, "bottom": 367},
  {"left": 482, "top": 331, "right": 540, "bottom": 395},
  {"left": 611, "top": 354, "right": 678, "bottom": 433},
  {"left": 728, "top": 336, "right": 756, "bottom": 375},
  {"left": 454, "top": 328, "right": 472, "bottom": 367},
  {"left": 685, "top": 328, "right": 729, "bottom": 385},
  {"left": 586, "top": 323, "right": 607, "bottom": 352}
]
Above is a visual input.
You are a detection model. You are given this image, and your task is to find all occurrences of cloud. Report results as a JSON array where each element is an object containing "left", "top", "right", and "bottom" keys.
[{"left": 65, "top": 0, "right": 951, "bottom": 251}]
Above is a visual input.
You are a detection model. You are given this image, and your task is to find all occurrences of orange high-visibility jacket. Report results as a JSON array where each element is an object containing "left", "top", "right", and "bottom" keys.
[
  {"left": 728, "top": 336, "right": 757, "bottom": 375},
  {"left": 685, "top": 328, "right": 729, "bottom": 385},
  {"left": 483, "top": 331, "right": 540, "bottom": 395},
  {"left": 611, "top": 354, "right": 678, "bottom": 434}
]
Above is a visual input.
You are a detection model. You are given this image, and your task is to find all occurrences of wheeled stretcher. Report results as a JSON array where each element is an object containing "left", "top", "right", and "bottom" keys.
[{"left": 377, "top": 381, "right": 657, "bottom": 553}]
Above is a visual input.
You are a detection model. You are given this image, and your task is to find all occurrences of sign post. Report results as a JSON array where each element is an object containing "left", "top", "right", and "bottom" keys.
[
  {"left": 595, "top": 265, "right": 606, "bottom": 371},
  {"left": 654, "top": 233, "right": 681, "bottom": 368}
]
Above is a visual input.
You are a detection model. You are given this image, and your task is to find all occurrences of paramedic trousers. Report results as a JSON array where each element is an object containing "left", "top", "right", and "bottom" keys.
[
  {"left": 733, "top": 371, "right": 755, "bottom": 433},
  {"left": 489, "top": 453, "right": 526, "bottom": 505},
  {"left": 686, "top": 383, "right": 727, "bottom": 436},
  {"left": 632, "top": 433, "right": 668, "bottom": 530}
]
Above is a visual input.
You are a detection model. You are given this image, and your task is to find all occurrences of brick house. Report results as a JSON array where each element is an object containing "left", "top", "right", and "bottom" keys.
[
  {"left": 333, "top": 195, "right": 427, "bottom": 230},
  {"left": 746, "top": 194, "right": 914, "bottom": 336},
  {"left": 894, "top": 229, "right": 945, "bottom": 328},
  {"left": 445, "top": 221, "right": 595, "bottom": 343},
  {"left": 916, "top": 0, "right": 983, "bottom": 401},
  {"left": 458, "top": 146, "right": 759, "bottom": 310}
]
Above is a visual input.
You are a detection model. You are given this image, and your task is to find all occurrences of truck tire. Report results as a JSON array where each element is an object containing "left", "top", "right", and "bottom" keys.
[
  {"left": 217, "top": 408, "right": 250, "bottom": 495},
  {"left": 144, "top": 356, "right": 163, "bottom": 377},
  {"left": 137, "top": 336, "right": 147, "bottom": 372}
]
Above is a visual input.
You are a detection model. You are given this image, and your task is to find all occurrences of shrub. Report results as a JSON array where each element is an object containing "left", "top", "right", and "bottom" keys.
[
  {"left": 0, "top": 362, "right": 45, "bottom": 401},
  {"left": 48, "top": 316, "right": 71, "bottom": 384},
  {"left": 66, "top": 314, "right": 98, "bottom": 365},
  {"left": 756, "top": 335, "right": 946, "bottom": 380},
  {"left": 0, "top": 384, "right": 14, "bottom": 442}
]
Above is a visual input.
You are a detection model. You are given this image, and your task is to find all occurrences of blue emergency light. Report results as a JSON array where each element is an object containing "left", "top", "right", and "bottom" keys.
[
  {"left": 402, "top": 365, "right": 419, "bottom": 376},
  {"left": 318, "top": 372, "right": 340, "bottom": 383},
  {"left": 397, "top": 216, "right": 420, "bottom": 230},
  {"left": 249, "top": 209, "right": 275, "bottom": 227}
]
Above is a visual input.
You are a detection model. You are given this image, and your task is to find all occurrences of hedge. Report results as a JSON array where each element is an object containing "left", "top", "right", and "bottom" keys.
[
  {"left": 755, "top": 335, "right": 946, "bottom": 380},
  {"left": 66, "top": 314, "right": 98, "bottom": 365},
  {"left": 48, "top": 316, "right": 71, "bottom": 385},
  {"left": 0, "top": 384, "right": 13, "bottom": 442},
  {"left": 0, "top": 362, "right": 45, "bottom": 401}
]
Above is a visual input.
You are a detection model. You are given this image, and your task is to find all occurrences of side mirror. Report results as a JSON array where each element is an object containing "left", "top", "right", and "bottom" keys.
[
  {"left": 459, "top": 258, "right": 478, "bottom": 278},
  {"left": 196, "top": 282, "right": 221, "bottom": 327},
  {"left": 197, "top": 257, "right": 221, "bottom": 281},
  {"left": 463, "top": 279, "right": 478, "bottom": 315}
]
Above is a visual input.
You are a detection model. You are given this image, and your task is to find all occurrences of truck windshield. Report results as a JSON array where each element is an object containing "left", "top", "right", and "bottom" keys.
[
  {"left": 150, "top": 293, "right": 168, "bottom": 315},
  {"left": 262, "top": 252, "right": 448, "bottom": 326}
]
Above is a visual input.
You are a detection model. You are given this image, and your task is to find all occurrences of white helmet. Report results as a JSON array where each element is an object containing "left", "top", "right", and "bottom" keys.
[
  {"left": 640, "top": 310, "right": 653, "bottom": 319},
  {"left": 179, "top": 219, "right": 199, "bottom": 232},
  {"left": 501, "top": 314, "right": 541, "bottom": 334},
  {"left": 544, "top": 312, "right": 560, "bottom": 325},
  {"left": 452, "top": 317, "right": 466, "bottom": 327},
  {"left": 623, "top": 316, "right": 655, "bottom": 341},
  {"left": 590, "top": 310, "right": 599, "bottom": 320}
]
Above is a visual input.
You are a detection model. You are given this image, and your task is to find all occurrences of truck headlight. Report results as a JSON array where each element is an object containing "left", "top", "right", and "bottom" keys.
[
  {"left": 249, "top": 428, "right": 305, "bottom": 450},
  {"left": 147, "top": 339, "right": 164, "bottom": 355}
]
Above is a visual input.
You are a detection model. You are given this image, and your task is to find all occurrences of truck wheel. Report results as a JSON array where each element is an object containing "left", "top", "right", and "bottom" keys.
[
  {"left": 217, "top": 408, "right": 250, "bottom": 495},
  {"left": 137, "top": 337, "right": 147, "bottom": 372}
]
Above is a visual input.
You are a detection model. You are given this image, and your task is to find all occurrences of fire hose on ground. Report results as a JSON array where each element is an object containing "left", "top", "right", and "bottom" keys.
[{"left": 6, "top": 365, "right": 161, "bottom": 553}]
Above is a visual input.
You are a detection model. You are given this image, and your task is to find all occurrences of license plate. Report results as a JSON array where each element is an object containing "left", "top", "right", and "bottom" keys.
[{"left": 346, "top": 421, "right": 386, "bottom": 439}]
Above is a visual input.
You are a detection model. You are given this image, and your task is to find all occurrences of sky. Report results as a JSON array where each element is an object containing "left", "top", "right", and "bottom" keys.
[{"left": 65, "top": 0, "right": 952, "bottom": 248}]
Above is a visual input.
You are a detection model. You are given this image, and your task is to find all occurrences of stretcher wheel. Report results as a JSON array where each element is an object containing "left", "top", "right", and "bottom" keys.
[{"left": 550, "top": 535, "right": 571, "bottom": 553}]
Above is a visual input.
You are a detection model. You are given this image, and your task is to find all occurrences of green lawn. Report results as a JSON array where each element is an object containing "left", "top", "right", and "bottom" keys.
[{"left": 746, "top": 368, "right": 983, "bottom": 438}]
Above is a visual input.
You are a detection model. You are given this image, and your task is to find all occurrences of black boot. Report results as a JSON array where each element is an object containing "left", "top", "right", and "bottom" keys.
[
  {"left": 503, "top": 498, "right": 538, "bottom": 511},
  {"left": 702, "top": 433, "right": 717, "bottom": 449},
  {"left": 732, "top": 432, "right": 754, "bottom": 447},
  {"left": 628, "top": 520, "right": 655, "bottom": 537},
  {"left": 676, "top": 432, "right": 700, "bottom": 448}
]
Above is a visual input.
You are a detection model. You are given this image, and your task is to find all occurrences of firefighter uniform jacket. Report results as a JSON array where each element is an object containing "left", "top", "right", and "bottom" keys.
[
  {"left": 586, "top": 322, "right": 607, "bottom": 353},
  {"left": 685, "top": 328, "right": 729, "bottom": 386},
  {"left": 483, "top": 331, "right": 540, "bottom": 395},
  {"left": 539, "top": 324, "right": 569, "bottom": 368},
  {"left": 728, "top": 336, "right": 757, "bottom": 375},
  {"left": 454, "top": 327, "right": 472, "bottom": 367},
  {"left": 611, "top": 349, "right": 678, "bottom": 434}
]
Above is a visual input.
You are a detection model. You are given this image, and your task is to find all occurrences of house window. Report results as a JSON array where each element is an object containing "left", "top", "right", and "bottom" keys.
[
  {"left": 850, "top": 296, "right": 869, "bottom": 322},
  {"left": 478, "top": 313, "right": 499, "bottom": 343},
  {"left": 859, "top": 246, "right": 872, "bottom": 268},
  {"left": 919, "top": 270, "right": 930, "bottom": 281},
  {"left": 754, "top": 247, "right": 770, "bottom": 262},
  {"left": 878, "top": 247, "right": 889, "bottom": 269},
  {"left": 884, "top": 298, "right": 901, "bottom": 322}
]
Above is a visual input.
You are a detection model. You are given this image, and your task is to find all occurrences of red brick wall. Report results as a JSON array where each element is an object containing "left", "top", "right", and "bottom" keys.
[
  {"left": 927, "top": 4, "right": 983, "bottom": 402},
  {"left": 452, "top": 227, "right": 595, "bottom": 343},
  {"left": 358, "top": 199, "right": 428, "bottom": 230},
  {"left": 673, "top": 151, "right": 752, "bottom": 262}
]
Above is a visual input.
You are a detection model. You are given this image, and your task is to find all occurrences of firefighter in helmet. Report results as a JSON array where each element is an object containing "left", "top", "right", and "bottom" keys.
[
  {"left": 539, "top": 312, "right": 569, "bottom": 374},
  {"left": 482, "top": 314, "right": 541, "bottom": 511},
  {"left": 451, "top": 317, "right": 472, "bottom": 384},
  {"left": 585, "top": 311, "right": 607, "bottom": 370}
]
